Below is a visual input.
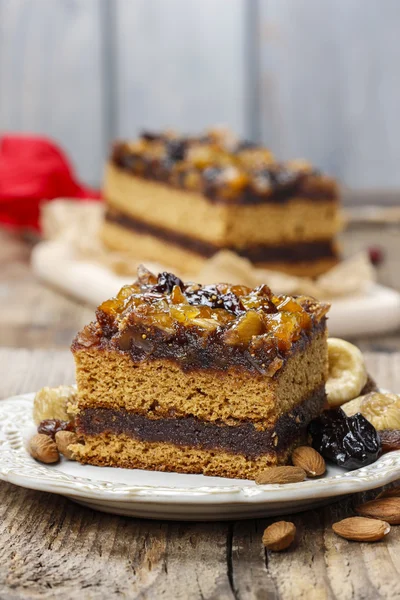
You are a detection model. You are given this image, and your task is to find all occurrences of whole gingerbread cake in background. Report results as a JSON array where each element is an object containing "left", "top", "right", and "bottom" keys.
[
  {"left": 102, "top": 128, "right": 342, "bottom": 277},
  {"left": 70, "top": 266, "right": 329, "bottom": 479}
]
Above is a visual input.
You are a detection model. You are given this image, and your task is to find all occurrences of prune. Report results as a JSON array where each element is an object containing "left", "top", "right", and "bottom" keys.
[
  {"left": 166, "top": 139, "right": 187, "bottom": 161},
  {"left": 219, "top": 291, "right": 244, "bottom": 315},
  {"left": 152, "top": 272, "right": 184, "bottom": 294},
  {"left": 185, "top": 286, "right": 244, "bottom": 315},
  {"left": 38, "top": 419, "right": 75, "bottom": 440},
  {"left": 268, "top": 166, "right": 301, "bottom": 190},
  {"left": 308, "top": 409, "right": 381, "bottom": 470}
]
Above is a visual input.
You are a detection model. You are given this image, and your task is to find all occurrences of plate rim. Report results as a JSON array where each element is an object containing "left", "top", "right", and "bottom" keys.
[{"left": 1, "top": 393, "right": 399, "bottom": 506}]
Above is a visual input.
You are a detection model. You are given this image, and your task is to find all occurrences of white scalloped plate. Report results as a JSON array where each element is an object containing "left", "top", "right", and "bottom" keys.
[{"left": 1, "top": 394, "right": 399, "bottom": 520}]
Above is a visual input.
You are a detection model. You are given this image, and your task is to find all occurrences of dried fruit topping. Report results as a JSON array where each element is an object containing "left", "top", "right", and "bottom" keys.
[
  {"left": 224, "top": 310, "right": 264, "bottom": 345},
  {"left": 38, "top": 419, "right": 75, "bottom": 440},
  {"left": 137, "top": 264, "right": 158, "bottom": 286},
  {"left": 73, "top": 266, "right": 329, "bottom": 373},
  {"left": 308, "top": 408, "right": 381, "bottom": 470},
  {"left": 152, "top": 272, "right": 184, "bottom": 294},
  {"left": 112, "top": 129, "right": 334, "bottom": 203},
  {"left": 379, "top": 429, "right": 400, "bottom": 453}
]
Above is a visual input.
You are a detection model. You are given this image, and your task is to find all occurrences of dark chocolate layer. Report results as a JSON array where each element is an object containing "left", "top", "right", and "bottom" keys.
[
  {"left": 76, "top": 384, "right": 325, "bottom": 458},
  {"left": 105, "top": 209, "right": 337, "bottom": 264}
]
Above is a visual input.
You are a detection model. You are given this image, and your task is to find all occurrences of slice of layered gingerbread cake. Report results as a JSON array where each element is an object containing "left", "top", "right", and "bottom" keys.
[
  {"left": 71, "top": 267, "right": 329, "bottom": 479},
  {"left": 102, "top": 128, "right": 341, "bottom": 277}
]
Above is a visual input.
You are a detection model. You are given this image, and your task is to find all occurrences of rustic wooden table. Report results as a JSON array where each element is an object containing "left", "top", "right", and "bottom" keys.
[{"left": 1, "top": 225, "right": 400, "bottom": 600}]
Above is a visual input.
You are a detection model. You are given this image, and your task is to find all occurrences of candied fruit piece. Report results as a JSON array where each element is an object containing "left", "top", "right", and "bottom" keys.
[
  {"left": 267, "top": 313, "right": 301, "bottom": 351},
  {"left": 137, "top": 264, "right": 157, "bottom": 286},
  {"left": 189, "top": 318, "right": 219, "bottom": 331},
  {"left": 170, "top": 305, "right": 201, "bottom": 323},
  {"left": 277, "top": 297, "right": 312, "bottom": 329},
  {"left": 171, "top": 285, "right": 187, "bottom": 304},
  {"left": 224, "top": 310, "right": 264, "bottom": 345}
]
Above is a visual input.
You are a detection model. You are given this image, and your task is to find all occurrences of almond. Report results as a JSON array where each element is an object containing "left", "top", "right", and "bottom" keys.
[
  {"left": 55, "top": 431, "right": 78, "bottom": 460},
  {"left": 356, "top": 498, "right": 400, "bottom": 524},
  {"left": 255, "top": 466, "right": 306, "bottom": 485},
  {"left": 262, "top": 521, "right": 296, "bottom": 551},
  {"left": 376, "top": 487, "right": 400, "bottom": 499},
  {"left": 332, "top": 517, "right": 390, "bottom": 542},
  {"left": 29, "top": 434, "right": 59, "bottom": 464},
  {"left": 291, "top": 446, "right": 326, "bottom": 477}
]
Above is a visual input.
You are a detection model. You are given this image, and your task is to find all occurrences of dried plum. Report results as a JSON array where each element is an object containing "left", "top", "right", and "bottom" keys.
[
  {"left": 308, "top": 408, "right": 381, "bottom": 470},
  {"left": 38, "top": 419, "right": 75, "bottom": 440},
  {"left": 185, "top": 286, "right": 244, "bottom": 315},
  {"left": 152, "top": 272, "right": 184, "bottom": 294},
  {"left": 166, "top": 139, "right": 187, "bottom": 161}
]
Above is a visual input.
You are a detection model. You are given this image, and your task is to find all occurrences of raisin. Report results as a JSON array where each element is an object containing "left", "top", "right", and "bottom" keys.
[
  {"left": 379, "top": 430, "right": 400, "bottom": 453},
  {"left": 152, "top": 272, "right": 184, "bottom": 294},
  {"left": 38, "top": 419, "right": 75, "bottom": 440},
  {"left": 308, "top": 409, "right": 381, "bottom": 470}
]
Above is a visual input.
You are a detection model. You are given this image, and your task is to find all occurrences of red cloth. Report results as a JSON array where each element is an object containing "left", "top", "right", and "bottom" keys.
[{"left": 0, "top": 135, "right": 101, "bottom": 231}]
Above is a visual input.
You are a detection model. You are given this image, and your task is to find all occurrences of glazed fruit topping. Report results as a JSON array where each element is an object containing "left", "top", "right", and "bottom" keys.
[
  {"left": 81, "top": 267, "right": 330, "bottom": 372},
  {"left": 37, "top": 419, "right": 75, "bottom": 440},
  {"left": 111, "top": 128, "right": 336, "bottom": 203},
  {"left": 308, "top": 408, "right": 381, "bottom": 470}
]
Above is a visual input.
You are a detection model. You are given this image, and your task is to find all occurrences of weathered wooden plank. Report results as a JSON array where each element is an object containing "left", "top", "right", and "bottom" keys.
[
  {"left": 231, "top": 520, "right": 279, "bottom": 599},
  {"left": 259, "top": 0, "right": 400, "bottom": 188},
  {"left": 114, "top": 0, "right": 247, "bottom": 139},
  {"left": 0, "top": 230, "right": 93, "bottom": 349},
  {"left": 0, "top": 0, "right": 106, "bottom": 185}
]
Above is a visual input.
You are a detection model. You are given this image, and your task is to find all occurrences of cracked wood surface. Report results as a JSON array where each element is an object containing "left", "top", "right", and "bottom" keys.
[{"left": 0, "top": 228, "right": 400, "bottom": 599}]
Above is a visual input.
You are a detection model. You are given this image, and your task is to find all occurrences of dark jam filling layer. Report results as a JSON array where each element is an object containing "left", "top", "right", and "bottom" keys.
[
  {"left": 77, "top": 385, "right": 325, "bottom": 459},
  {"left": 72, "top": 268, "right": 329, "bottom": 374},
  {"left": 111, "top": 132, "right": 337, "bottom": 205},
  {"left": 105, "top": 209, "right": 338, "bottom": 264}
]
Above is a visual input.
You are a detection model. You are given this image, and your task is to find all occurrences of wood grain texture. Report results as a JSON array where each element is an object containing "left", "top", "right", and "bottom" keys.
[
  {"left": 114, "top": 0, "right": 247, "bottom": 139},
  {"left": 0, "top": 0, "right": 106, "bottom": 185},
  {"left": 259, "top": 0, "right": 400, "bottom": 188}
]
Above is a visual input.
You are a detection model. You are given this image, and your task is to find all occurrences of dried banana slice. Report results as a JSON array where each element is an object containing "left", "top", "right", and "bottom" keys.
[
  {"left": 33, "top": 385, "right": 77, "bottom": 425},
  {"left": 343, "top": 392, "right": 400, "bottom": 431},
  {"left": 326, "top": 338, "right": 368, "bottom": 407}
]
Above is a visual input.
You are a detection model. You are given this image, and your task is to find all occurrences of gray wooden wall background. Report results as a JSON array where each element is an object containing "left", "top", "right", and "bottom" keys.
[{"left": 1, "top": 0, "right": 400, "bottom": 192}]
